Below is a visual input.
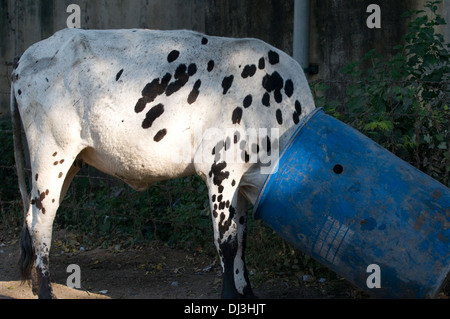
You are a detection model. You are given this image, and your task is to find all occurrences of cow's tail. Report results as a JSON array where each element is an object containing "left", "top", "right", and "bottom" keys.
[{"left": 10, "top": 79, "right": 35, "bottom": 281}]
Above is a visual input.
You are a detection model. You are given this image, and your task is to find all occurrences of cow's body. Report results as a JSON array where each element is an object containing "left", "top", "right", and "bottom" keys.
[{"left": 11, "top": 28, "right": 315, "bottom": 298}]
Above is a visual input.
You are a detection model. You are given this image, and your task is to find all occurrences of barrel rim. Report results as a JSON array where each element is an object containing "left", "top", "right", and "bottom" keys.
[
  {"left": 252, "top": 107, "right": 324, "bottom": 219},
  {"left": 429, "top": 264, "right": 450, "bottom": 298}
]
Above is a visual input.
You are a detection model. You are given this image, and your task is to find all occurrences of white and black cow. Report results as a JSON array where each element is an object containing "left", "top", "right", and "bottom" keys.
[{"left": 10, "top": 28, "right": 315, "bottom": 299}]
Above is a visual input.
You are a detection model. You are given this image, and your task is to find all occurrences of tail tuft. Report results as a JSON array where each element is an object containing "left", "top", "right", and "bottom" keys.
[{"left": 18, "top": 225, "right": 35, "bottom": 282}]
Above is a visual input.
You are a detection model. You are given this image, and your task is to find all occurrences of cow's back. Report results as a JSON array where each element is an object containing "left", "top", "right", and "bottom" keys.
[{"left": 13, "top": 28, "right": 315, "bottom": 191}]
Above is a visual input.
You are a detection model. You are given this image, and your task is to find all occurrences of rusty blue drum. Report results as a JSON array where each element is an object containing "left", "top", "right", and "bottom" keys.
[{"left": 253, "top": 108, "right": 450, "bottom": 298}]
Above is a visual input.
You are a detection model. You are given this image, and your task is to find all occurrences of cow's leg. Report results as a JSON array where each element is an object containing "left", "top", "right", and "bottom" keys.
[
  {"left": 207, "top": 168, "right": 256, "bottom": 299},
  {"left": 22, "top": 146, "right": 81, "bottom": 299}
]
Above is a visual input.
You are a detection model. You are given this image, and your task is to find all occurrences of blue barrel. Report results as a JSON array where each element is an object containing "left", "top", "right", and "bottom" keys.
[{"left": 253, "top": 108, "right": 450, "bottom": 298}]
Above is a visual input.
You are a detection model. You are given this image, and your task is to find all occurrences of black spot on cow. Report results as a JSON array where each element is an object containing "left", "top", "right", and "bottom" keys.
[
  {"left": 207, "top": 60, "right": 215, "bottom": 72},
  {"left": 188, "top": 64, "right": 197, "bottom": 76},
  {"left": 276, "top": 109, "right": 283, "bottom": 125},
  {"left": 218, "top": 213, "right": 227, "bottom": 238},
  {"left": 241, "top": 64, "right": 256, "bottom": 78},
  {"left": 174, "top": 64, "right": 188, "bottom": 79},
  {"left": 135, "top": 99, "right": 147, "bottom": 114},
  {"left": 268, "top": 50, "right": 280, "bottom": 65},
  {"left": 32, "top": 190, "right": 45, "bottom": 212},
  {"left": 142, "top": 103, "right": 164, "bottom": 129},
  {"left": 18, "top": 89, "right": 22, "bottom": 95},
  {"left": 262, "top": 92, "right": 270, "bottom": 107},
  {"left": 167, "top": 50, "right": 180, "bottom": 63},
  {"left": 274, "top": 90, "right": 282, "bottom": 103},
  {"left": 229, "top": 205, "right": 236, "bottom": 217},
  {"left": 258, "top": 57, "right": 265, "bottom": 70},
  {"left": 263, "top": 136, "right": 272, "bottom": 154},
  {"left": 212, "top": 140, "right": 224, "bottom": 156},
  {"left": 262, "top": 71, "right": 284, "bottom": 104},
  {"left": 293, "top": 100, "right": 302, "bottom": 124},
  {"left": 222, "top": 75, "right": 234, "bottom": 95},
  {"left": 135, "top": 73, "right": 172, "bottom": 113},
  {"left": 166, "top": 64, "right": 190, "bottom": 96},
  {"left": 209, "top": 162, "right": 230, "bottom": 187},
  {"left": 39, "top": 190, "right": 46, "bottom": 201},
  {"left": 293, "top": 112, "right": 300, "bottom": 125},
  {"left": 187, "top": 79, "right": 201, "bottom": 105},
  {"left": 115, "top": 69, "right": 124, "bottom": 81},
  {"left": 218, "top": 205, "right": 236, "bottom": 241},
  {"left": 233, "top": 131, "right": 240, "bottom": 144},
  {"left": 295, "top": 100, "right": 302, "bottom": 114},
  {"left": 243, "top": 95, "right": 252, "bottom": 108},
  {"left": 284, "top": 79, "right": 294, "bottom": 97},
  {"left": 262, "top": 71, "right": 284, "bottom": 94},
  {"left": 154, "top": 128, "right": 167, "bottom": 142},
  {"left": 251, "top": 143, "right": 260, "bottom": 154},
  {"left": 224, "top": 136, "right": 231, "bottom": 151},
  {"left": 243, "top": 151, "right": 250, "bottom": 163},
  {"left": 202, "top": 37, "right": 208, "bottom": 45},
  {"left": 143, "top": 73, "right": 172, "bottom": 99},
  {"left": 231, "top": 107, "right": 243, "bottom": 125}
]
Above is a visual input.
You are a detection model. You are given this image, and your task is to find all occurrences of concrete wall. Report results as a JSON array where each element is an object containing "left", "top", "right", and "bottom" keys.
[
  {"left": 0, "top": 0, "right": 448, "bottom": 118},
  {"left": 0, "top": 0, "right": 295, "bottom": 117},
  {"left": 308, "top": 0, "right": 449, "bottom": 99},
  {"left": 309, "top": 0, "right": 412, "bottom": 81}
]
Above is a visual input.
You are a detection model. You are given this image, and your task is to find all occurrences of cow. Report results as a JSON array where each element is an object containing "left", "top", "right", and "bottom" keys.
[{"left": 10, "top": 28, "right": 315, "bottom": 299}]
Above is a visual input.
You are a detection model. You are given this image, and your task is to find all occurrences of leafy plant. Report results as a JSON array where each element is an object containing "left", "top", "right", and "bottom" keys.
[{"left": 315, "top": 0, "right": 449, "bottom": 186}]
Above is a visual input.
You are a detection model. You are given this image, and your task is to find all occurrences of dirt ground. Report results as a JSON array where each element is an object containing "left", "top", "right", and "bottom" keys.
[
  {"left": 0, "top": 228, "right": 346, "bottom": 299},
  {"left": 0, "top": 228, "right": 448, "bottom": 300}
]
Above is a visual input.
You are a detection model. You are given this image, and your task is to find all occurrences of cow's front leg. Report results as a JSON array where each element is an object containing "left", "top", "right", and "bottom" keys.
[{"left": 208, "top": 166, "right": 256, "bottom": 299}]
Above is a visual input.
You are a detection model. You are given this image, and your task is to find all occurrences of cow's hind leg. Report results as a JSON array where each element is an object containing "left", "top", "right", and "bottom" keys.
[{"left": 21, "top": 145, "right": 82, "bottom": 298}]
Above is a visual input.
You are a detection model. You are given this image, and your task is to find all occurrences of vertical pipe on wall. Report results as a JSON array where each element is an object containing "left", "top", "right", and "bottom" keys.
[{"left": 293, "top": 0, "right": 310, "bottom": 72}]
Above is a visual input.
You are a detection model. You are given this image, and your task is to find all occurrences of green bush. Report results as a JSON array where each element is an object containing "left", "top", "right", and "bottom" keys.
[
  {"left": 315, "top": 0, "right": 449, "bottom": 186},
  {"left": 56, "top": 173, "right": 212, "bottom": 248}
]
